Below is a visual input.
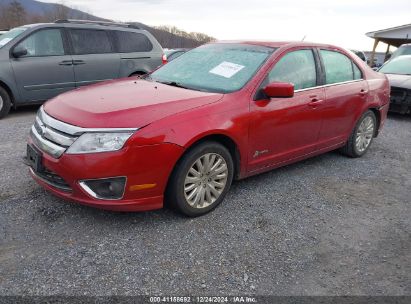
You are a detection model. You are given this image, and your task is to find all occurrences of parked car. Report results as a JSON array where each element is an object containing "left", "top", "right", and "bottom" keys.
[
  {"left": 0, "top": 30, "right": 8, "bottom": 36},
  {"left": 26, "top": 41, "right": 390, "bottom": 216},
  {"left": 379, "top": 55, "right": 411, "bottom": 114},
  {"left": 164, "top": 48, "right": 189, "bottom": 62},
  {"left": 390, "top": 43, "right": 411, "bottom": 61},
  {"left": 350, "top": 49, "right": 367, "bottom": 62},
  {"left": 0, "top": 20, "right": 164, "bottom": 118}
]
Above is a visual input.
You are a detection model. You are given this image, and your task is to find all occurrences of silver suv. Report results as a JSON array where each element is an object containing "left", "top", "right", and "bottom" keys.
[{"left": 0, "top": 20, "right": 164, "bottom": 118}]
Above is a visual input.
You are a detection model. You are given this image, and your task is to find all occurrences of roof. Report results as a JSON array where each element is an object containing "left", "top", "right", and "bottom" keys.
[
  {"left": 214, "top": 40, "right": 338, "bottom": 49},
  {"left": 16, "top": 22, "right": 145, "bottom": 32},
  {"left": 366, "top": 23, "right": 411, "bottom": 47}
]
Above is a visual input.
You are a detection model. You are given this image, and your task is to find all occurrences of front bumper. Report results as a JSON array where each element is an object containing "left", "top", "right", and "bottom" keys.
[{"left": 27, "top": 137, "right": 184, "bottom": 212}]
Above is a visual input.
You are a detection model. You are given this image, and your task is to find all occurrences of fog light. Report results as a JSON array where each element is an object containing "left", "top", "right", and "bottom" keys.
[{"left": 79, "top": 177, "right": 126, "bottom": 200}]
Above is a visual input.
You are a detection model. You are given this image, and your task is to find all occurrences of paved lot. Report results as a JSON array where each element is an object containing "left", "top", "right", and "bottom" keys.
[{"left": 0, "top": 107, "right": 410, "bottom": 296}]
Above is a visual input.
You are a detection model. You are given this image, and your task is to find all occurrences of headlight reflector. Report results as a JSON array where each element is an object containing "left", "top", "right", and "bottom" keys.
[{"left": 66, "top": 132, "right": 133, "bottom": 154}]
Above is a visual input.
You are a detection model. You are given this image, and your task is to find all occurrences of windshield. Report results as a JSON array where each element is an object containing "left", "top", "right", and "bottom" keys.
[
  {"left": 0, "top": 27, "right": 27, "bottom": 48},
  {"left": 379, "top": 56, "right": 411, "bottom": 75},
  {"left": 391, "top": 45, "right": 411, "bottom": 60},
  {"left": 150, "top": 43, "right": 275, "bottom": 93}
]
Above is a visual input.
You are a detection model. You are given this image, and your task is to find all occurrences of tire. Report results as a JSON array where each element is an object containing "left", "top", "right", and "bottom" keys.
[
  {"left": 341, "top": 110, "right": 377, "bottom": 158},
  {"left": 0, "top": 86, "right": 11, "bottom": 119},
  {"left": 167, "top": 141, "right": 234, "bottom": 217}
]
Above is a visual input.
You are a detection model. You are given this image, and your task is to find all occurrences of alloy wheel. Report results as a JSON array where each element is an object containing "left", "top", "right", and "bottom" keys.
[
  {"left": 355, "top": 116, "right": 375, "bottom": 153},
  {"left": 184, "top": 153, "right": 228, "bottom": 209}
]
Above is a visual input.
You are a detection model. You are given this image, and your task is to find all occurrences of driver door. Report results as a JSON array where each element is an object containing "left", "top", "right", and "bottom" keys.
[
  {"left": 10, "top": 28, "right": 75, "bottom": 103},
  {"left": 248, "top": 48, "right": 325, "bottom": 172}
]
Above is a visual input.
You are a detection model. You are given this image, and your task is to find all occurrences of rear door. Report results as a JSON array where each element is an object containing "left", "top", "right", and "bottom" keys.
[
  {"left": 68, "top": 28, "right": 120, "bottom": 87},
  {"left": 113, "top": 30, "right": 161, "bottom": 76},
  {"left": 316, "top": 49, "right": 368, "bottom": 149},
  {"left": 10, "top": 28, "right": 75, "bottom": 103}
]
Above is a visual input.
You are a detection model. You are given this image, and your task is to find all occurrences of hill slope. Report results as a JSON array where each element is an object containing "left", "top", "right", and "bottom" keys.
[{"left": 0, "top": 0, "right": 105, "bottom": 20}]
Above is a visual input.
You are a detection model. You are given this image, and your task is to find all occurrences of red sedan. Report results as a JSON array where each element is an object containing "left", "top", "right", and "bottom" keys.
[{"left": 26, "top": 41, "right": 390, "bottom": 216}]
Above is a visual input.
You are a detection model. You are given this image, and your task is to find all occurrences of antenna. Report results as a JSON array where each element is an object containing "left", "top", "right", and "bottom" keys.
[{"left": 301, "top": 35, "right": 307, "bottom": 41}]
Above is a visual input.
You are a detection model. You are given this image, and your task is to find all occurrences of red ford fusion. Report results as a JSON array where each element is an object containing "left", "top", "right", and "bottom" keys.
[{"left": 26, "top": 41, "right": 390, "bottom": 216}]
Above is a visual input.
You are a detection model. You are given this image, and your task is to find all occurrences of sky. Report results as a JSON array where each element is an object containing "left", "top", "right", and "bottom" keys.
[{"left": 42, "top": 0, "right": 411, "bottom": 51}]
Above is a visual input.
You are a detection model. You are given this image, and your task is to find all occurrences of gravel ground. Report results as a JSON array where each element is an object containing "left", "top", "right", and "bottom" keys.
[{"left": 0, "top": 107, "right": 410, "bottom": 296}]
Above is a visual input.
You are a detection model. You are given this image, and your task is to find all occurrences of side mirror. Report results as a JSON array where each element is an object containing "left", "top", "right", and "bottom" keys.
[
  {"left": 12, "top": 45, "right": 28, "bottom": 58},
  {"left": 263, "top": 82, "right": 294, "bottom": 98}
]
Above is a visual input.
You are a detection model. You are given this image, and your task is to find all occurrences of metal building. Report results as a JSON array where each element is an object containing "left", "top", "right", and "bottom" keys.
[{"left": 366, "top": 23, "right": 411, "bottom": 66}]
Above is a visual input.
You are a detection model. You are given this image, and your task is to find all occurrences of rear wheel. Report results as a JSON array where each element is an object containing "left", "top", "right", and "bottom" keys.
[
  {"left": 167, "top": 141, "right": 234, "bottom": 217},
  {"left": 0, "top": 86, "right": 11, "bottom": 119},
  {"left": 341, "top": 110, "right": 377, "bottom": 158}
]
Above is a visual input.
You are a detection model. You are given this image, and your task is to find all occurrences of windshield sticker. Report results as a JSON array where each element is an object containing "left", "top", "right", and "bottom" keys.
[
  {"left": 0, "top": 38, "right": 12, "bottom": 46},
  {"left": 209, "top": 61, "right": 245, "bottom": 78}
]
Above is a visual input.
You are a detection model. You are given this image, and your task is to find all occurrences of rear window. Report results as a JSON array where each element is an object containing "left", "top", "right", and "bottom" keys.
[
  {"left": 353, "top": 63, "right": 362, "bottom": 80},
  {"left": 320, "top": 50, "right": 361, "bottom": 84},
  {"left": 114, "top": 31, "right": 153, "bottom": 53},
  {"left": 70, "top": 29, "right": 112, "bottom": 55}
]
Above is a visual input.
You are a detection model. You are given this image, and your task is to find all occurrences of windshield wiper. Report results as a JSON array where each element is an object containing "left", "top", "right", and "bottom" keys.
[
  {"left": 152, "top": 79, "right": 212, "bottom": 92},
  {"left": 156, "top": 80, "right": 190, "bottom": 89}
]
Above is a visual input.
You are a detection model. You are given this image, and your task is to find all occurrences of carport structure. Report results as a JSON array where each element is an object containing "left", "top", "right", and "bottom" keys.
[{"left": 366, "top": 23, "right": 411, "bottom": 66}]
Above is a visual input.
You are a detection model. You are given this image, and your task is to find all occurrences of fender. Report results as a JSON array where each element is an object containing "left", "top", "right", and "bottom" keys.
[{"left": 132, "top": 97, "right": 250, "bottom": 178}]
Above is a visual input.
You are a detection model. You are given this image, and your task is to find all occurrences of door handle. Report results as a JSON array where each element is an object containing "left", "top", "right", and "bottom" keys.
[
  {"left": 308, "top": 97, "right": 323, "bottom": 107},
  {"left": 359, "top": 89, "right": 368, "bottom": 96},
  {"left": 73, "top": 60, "right": 85, "bottom": 65},
  {"left": 59, "top": 60, "right": 73, "bottom": 66}
]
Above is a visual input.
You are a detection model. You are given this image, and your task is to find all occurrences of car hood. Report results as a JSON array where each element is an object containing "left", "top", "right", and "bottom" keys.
[
  {"left": 44, "top": 79, "right": 224, "bottom": 128},
  {"left": 385, "top": 74, "right": 411, "bottom": 90}
]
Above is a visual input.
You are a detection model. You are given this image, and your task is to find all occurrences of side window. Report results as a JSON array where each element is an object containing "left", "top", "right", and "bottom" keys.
[
  {"left": 320, "top": 50, "right": 355, "bottom": 84},
  {"left": 353, "top": 63, "right": 362, "bottom": 80},
  {"left": 268, "top": 49, "right": 317, "bottom": 90},
  {"left": 115, "top": 31, "right": 153, "bottom": 53},
  {"left": 70, "top": 29, "right": 112, "bottom": 55},
  {"left": 16, "top": 29, "right": 64, "bottom": 57}
]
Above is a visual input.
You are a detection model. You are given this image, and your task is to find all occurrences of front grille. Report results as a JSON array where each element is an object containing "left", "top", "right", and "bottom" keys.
[
  {"left": 35, "top": 168, "right": 72, "bottom": 191},
  {"left": 30, "top": 107, "right": 138, "bottom": 158},
  {"left": 30, "top": 107, "right": 80, "bottom": 158},
  {"left": 34, "top": 117, "right": 77, "bottom": 147},
  {"left": 389, "top": 87, "right": 411, "bottom": 114},
  {"left": 390, "top": 87, "right": 411, "bottom": 105}
]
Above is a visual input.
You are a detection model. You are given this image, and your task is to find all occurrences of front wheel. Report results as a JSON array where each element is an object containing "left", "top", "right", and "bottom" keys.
[
  {"left": 0, "top": 86, "right": 11, "bottom": 119},
  {"left": 167, "top": 141, "right": 234, "bottom": 217},
  {"left": 341, "top": 110, "right": 377, "bottom": 158}
]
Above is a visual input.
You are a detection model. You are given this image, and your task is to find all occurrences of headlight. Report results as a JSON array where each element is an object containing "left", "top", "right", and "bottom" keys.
[{"left": 66, "top": 132, "right": 133, "bottom": 154}]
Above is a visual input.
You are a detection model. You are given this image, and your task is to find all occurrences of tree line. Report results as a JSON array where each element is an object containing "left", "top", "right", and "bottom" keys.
[
  {"left": 0, "top": 0, "right": 215, "bottom": 48},
  {"left": 0, "top": 0, "right": 92, "bottom": 29},
  {"left": 154, "top": 25, "right": 215, "bottom": 48}
]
